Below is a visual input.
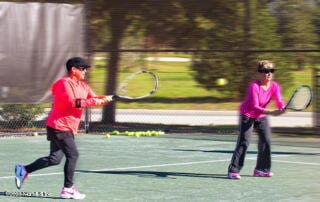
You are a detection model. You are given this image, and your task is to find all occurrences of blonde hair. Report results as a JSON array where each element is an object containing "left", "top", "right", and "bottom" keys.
[{"left": 258, "top": 60, "right": 274, "bottom": 71}]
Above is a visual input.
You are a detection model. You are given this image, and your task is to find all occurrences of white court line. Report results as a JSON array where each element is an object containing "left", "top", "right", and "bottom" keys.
[
  {"left": 0, "top": 172, "right": 63, "bottom": 180},
  {"left": 271, "top": 154, "right": 320, "bottom": 165},
  {"left": 0, "top": 155, "right": 317, "bottom": 180},
  {"left": 273, "top": 160, "right": 320, "bottom": 166},
  {"left": 78, "top": 159, "right": 230, "bottom": 173},
  {"left": 0, "top": 159, "right": 230, "bottom": 180}
]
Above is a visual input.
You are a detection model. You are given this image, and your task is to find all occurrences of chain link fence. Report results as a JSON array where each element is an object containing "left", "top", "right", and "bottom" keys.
[
  {"left": 0, "top": 104, "right": 87, "bottom": 136},
  {"left": 1, "top": 52, "right": 319, "bottom": 136}
]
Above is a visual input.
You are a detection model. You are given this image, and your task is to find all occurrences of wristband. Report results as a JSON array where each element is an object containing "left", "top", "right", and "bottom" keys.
[{"left": 75, "top": 99, "right": 81, "bottom": 108}]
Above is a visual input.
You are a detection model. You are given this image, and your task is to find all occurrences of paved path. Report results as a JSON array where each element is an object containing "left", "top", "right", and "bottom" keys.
[{"left": 90, "top": 109, "right": 314, "bottom": 127}]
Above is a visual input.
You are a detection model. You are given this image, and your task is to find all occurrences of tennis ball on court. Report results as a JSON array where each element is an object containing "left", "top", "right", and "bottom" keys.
[
  {"left": 216, "top": 78, "right": 228, "bottom": 86},
  {"left": 145, "top": 131, "right": 152, "bottom": 136},
  {"left": 105, "top": 133, "right": 111, "bottom": 139},
  {"left": 124, "top": 131, "right": 130, "bottom": 136},
  {"left": 134, "top": 133, "right": 140, "bottom": 138},
  {"left": 32, "top": 132, "right": 38, "bottom": 137},
  {"left": 129, "top": 132, "right": 135, "bottom": 136},
  {"left": 150, "top": 130, "right": 157, "bottom": 136},
  {"left": 154, "top": 131, "right": 161, "bottom": 136},
  {"left": 111, "top": 130, "right": 120, "bottom": 135},
  {"left": 140, "top": 131, "right": 146, "bottom": 136}
]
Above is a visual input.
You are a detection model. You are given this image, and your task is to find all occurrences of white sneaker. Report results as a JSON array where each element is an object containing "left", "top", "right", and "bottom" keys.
[
  {"left": 228, "top": 172, "right": 241, "bottom": 180},
  {"left": 15, "top": 164, "right": 28, "bottom": 189},
  {"left": 60, "top": 185, "right": 86, "bottom": 200}
]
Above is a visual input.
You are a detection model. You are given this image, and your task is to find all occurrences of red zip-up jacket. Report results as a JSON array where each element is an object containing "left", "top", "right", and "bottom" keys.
[{"left": 46, "top": 77, "right": 102, "bottom": 134}]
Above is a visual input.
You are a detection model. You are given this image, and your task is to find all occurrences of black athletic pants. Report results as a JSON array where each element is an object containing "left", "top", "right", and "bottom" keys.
[
  {"left": 25, "top": 126, "right": 79, "bottom": 188},
  {"left": 228, "top": 115, "right": 272, "bottom": 173}
]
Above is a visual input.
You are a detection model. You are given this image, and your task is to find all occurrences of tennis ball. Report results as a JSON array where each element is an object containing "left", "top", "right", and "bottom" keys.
[
  {"left": 134, "top": 133, "right": 140, "bottom": 138},
  {"left": 124, "top": 131, "right": 130, "bottom": 136},
  {"left": 111, "top": 130, "right": 120, "bottom": 135},
  {"left": 105, "top": 133, "right": 110, "bottom": 139},
  {"left": 150, "top": 130, "right": 157, "bottom": 136},
  {"left": 32, "top": 132, "right": 38, "bottom": 137},
  {"left": 216, "top": 78, "right": 228, "bottom": 86},
  {"left": 145, "top": 131, "right": 152, "bottom": 136}
]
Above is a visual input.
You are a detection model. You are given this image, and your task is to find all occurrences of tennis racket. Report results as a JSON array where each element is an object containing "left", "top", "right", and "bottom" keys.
[
  {"left": 284, "top": 85, "right": 313, "bottom": 111},
  {"left": 112, "top": 70, "right": 159, "bottom": 101}
]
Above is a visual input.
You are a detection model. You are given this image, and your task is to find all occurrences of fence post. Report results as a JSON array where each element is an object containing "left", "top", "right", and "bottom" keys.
[
  {"left": 313, "top": 68, "right": 320, "bottom": 128},
  {"left": 84, "top": 107, "right": 90, "bottom": 133}
]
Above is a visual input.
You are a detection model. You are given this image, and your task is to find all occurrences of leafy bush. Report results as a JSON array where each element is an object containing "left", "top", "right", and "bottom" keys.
[{"left": 0, "top": 104, "right": 45, "bottom": 129}]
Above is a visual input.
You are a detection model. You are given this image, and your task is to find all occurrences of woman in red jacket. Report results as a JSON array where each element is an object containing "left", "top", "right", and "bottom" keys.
[{"left": 15, "top": 57, "right": 113, "bottom": 199}]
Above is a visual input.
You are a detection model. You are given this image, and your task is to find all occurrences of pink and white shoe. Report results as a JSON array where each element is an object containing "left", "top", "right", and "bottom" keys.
[
  {"left": 60, "top": 185, "right": 86, "bottom": 200},
  {"left": 253, "top": 169, "right": 273, "bottom": 177},
  {"left": 228, "top": 172, "right": 241, "bottom": 180}
]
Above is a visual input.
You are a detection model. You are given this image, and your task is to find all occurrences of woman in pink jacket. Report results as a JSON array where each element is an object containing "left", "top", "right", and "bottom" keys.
[
  {"left": 15, "top": 57, "right": 113, "bottom": 199},
  {"left": 228, "top": 60, "right": 286, "bottom": 180}
]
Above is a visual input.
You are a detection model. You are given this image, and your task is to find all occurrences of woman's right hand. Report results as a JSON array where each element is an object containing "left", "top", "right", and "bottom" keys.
[{"left": 265, "top": 109, "right": 286, "bottom": 116}]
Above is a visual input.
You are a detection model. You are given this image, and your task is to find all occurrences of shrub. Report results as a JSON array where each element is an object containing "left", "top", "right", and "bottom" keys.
[{"left": 0, "top": 104, "right": 45, "bottom": 129}]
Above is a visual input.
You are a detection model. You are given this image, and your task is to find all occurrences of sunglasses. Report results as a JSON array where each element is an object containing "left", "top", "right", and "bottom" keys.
[
  {"left": 258, "top": 68, "right": 275, "bottom": 74},
  {"left": 75, "top": 66, "right": 88, "bottom": 71}
]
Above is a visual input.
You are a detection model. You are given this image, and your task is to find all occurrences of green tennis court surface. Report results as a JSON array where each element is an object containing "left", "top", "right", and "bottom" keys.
[{"left": 0, "top": 133, "right": 319, "bottom": 202}]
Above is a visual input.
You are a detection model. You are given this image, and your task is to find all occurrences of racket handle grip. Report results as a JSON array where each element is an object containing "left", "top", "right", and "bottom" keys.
[
  {"left": 112, "top": 95, "right": 120, "bottom": 100},
  {"left": 102, "top": 95, "right": 114, "bottom": 102}
]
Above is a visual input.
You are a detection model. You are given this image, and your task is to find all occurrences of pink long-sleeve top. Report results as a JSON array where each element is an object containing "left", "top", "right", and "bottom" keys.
[
  {"left": 46, "top": 77, "right": 100, "bottom": 134},
  {"left": 240, "top": 80, "right": 285, "bottom": 119}
]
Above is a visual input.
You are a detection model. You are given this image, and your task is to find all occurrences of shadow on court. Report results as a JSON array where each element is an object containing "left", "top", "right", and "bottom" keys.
[
  {"left": 173, "top": 149, "right": 320, "bottom": 156},
  {"left": 75, "top": 170, "right": 251, "bottom": 180}
]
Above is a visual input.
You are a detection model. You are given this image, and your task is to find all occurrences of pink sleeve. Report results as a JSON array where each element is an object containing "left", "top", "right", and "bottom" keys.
[
  {"left": 79, "top": 84, "right": 100, "bottom": 107},
  {"left": 250, "top": 84, "right": 265, "bottom": 114},
  {"left": 86, "top": 85, "right": 97, "bottom": 98},
  {"left": 273, "top": 83, "right": 285, "bottom": 109}
]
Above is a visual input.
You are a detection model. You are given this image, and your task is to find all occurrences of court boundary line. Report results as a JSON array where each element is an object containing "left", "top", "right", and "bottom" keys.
[
  {"left": 0, "top": 154, "right": 318, "bottom": 180},
  {"left": 273, "top": 159, "right": 320, "bottom": 166},
  {"left": 1, "top": 159, "right": 229, "bottom": 180}
]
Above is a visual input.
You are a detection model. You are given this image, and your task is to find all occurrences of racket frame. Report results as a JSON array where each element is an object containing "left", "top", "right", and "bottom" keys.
[
  {"left": 284, "top": 85, "right": 313, "bottom": 111},
  {"left": 113, "top": 70, "right": 159, "bottom": 101}
]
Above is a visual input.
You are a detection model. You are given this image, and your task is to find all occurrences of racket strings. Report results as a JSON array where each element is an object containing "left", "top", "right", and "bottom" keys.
[
  {"left": 287, "top": 87, "right": 312, "bottom": 110},
  {"left": 116, "top": 71, "right": 158, "bottom": 99}
]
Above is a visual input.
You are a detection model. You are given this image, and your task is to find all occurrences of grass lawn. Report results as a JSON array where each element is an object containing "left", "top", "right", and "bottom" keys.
[{"left": 89, "top": 53, "right": 314, "bottom": 111}]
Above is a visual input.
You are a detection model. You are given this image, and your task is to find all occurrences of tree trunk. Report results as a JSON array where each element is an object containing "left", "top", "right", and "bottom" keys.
[{"left": 102, "top": 12, "right": 126, "bottom": 123}]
